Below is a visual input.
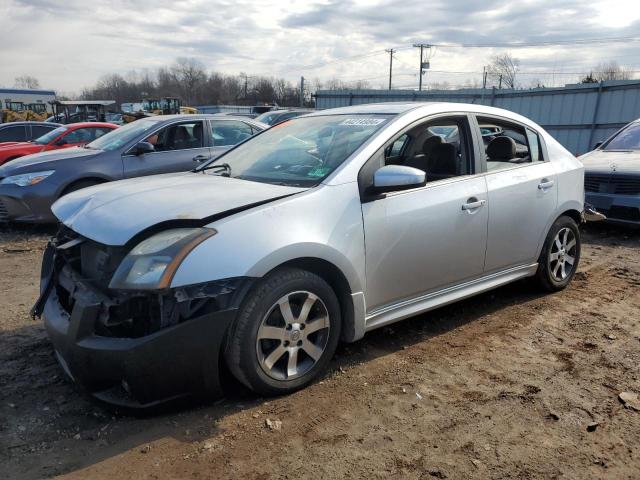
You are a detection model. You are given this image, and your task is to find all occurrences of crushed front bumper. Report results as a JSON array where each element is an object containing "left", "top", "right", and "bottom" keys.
[
  {"left": 37, "top": 244, "right": 248, "bottom": 408},
  {"left": 43, "top": 292, "right": 235, "bottom": 408}
]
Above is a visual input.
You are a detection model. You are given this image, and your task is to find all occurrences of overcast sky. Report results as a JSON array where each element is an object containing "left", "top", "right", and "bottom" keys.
[{"left": 1, "top": 0, "right": 640, "bottom": 93}]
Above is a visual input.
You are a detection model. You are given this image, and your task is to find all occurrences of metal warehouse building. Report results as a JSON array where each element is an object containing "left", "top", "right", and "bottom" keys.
[
  {"left": 315, "top": 80, "right": 640, "bottom": 155},
  {"left": 0, "top": 87, "right": 57, "bottom": 113}
]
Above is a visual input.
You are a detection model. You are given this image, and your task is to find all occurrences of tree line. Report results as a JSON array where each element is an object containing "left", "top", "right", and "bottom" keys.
[{"left": 11, "top": 56, "right": 637, "bottom": 108}]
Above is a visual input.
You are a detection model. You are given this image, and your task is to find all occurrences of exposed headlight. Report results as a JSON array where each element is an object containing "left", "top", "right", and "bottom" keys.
[
  {"left": 109, "top": 228, "right": 216, "bottom": 290},
  {"left": 0, "top": 170, "right": 55, "bottom": 187}
]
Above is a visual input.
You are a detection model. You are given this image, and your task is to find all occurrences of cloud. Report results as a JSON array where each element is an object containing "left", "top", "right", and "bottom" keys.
[{"left": 0, "top": 0, "right": 639, "bottom": 93}]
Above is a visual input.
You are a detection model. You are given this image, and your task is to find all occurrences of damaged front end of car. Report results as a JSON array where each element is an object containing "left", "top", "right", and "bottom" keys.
[{"left": 32, "top": 226, "right": 253, "bottom": 408}]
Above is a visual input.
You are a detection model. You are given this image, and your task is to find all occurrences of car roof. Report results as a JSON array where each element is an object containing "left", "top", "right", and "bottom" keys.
[
  {"left": 307, "top": 102, "right": 544, "bottom": 126},
  {"left": 142, "top": 114, "right": 267, "bottom": 127},
  {"left": 63, "top": 122, "right": 119, "bottom": 129},
  {"left": 0, "top": 121, "right": 62, "bottom": 127},
  {"left": 307, "top": 103, "right": 427, "bottom": 116}
]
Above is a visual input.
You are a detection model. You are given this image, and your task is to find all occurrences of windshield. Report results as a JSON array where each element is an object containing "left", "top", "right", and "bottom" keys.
[
  {"left": 203, "top": 114, "right": 392, "bottom": 186},
  {"left": 87, "top": 118, "right": 162, "bottom": 151},
  {"left": 35, "top": 126, "right": 68, "bottom": 145},
  {"left": 604, "top": 122, "right": 640, "bottom": 151}
]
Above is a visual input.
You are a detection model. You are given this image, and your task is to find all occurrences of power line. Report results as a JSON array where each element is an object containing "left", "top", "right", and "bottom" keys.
[{"left": 424, "top": 35, "right": 640, "bottom": 48}]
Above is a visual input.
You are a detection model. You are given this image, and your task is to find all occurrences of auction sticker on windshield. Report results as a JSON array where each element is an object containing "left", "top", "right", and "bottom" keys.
[{"left": 340, "top": 118, "right": 386, "bottom": 126}]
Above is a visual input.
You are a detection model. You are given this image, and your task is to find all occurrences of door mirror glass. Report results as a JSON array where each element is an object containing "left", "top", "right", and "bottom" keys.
[
  {"left": 134, "top": 141, "right": 155, "bottom": 155},
  {"left": 373, "top": 165, "right": 426, "bottom": 192}
]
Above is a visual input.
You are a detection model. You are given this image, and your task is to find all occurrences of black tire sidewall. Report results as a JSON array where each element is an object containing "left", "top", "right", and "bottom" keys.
[
  {"left": 537, "top": 216, "right": 581, "bottom": 291},
  {"left": 227, "top": 268, "right": 342, "bottom": 395}
]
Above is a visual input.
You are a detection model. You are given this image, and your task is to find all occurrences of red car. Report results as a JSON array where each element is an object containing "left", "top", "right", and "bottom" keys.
[{"left": 0, "top": 122, "right": 118, "bottom": 166}]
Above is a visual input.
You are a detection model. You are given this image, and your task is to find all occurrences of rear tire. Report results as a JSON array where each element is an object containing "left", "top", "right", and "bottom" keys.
[
  {"left": 225, "top": 268, "right": 341, "bottom": 396},
  {"left": 535, "top": 215, "right": 581, "bottom": 291}
]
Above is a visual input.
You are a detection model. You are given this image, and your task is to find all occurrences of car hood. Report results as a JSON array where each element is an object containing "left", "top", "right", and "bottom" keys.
[
  {"left": 53, "top": 172, "right": 307, "bottom": 246},
  {"left": 579, "top": 149, "right": 640, "bottom": 173},
  {"left": 0, "top": 147, "right": 101, "bottom": 175}
]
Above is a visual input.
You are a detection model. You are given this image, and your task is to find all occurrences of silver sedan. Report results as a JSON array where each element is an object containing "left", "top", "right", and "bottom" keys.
[{"left": 36, "top": 103, "right": 585, "bottom": 407}]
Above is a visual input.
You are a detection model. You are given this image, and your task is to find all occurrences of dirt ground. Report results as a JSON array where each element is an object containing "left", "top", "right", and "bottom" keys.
[{"left": 0, "top": 222, "right": 638, "bottom": 480}]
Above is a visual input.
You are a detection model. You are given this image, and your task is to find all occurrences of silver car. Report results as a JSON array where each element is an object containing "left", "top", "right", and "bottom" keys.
[
  {"left": 580, "top": 118, "right": 640, "bottom": 225},
  {"left": 34, "top": 103, "right": 585, "bottom": 408}
]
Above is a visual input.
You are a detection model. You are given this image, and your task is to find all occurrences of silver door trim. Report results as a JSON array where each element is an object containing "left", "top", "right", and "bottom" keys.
[{"left": 364, "top": 262, "right": 539, "bottom": 332}]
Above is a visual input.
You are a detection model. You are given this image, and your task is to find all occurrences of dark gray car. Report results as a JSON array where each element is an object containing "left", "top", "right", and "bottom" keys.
[{"left": 0, "top": 114, "right": 267, "bottom": 223}]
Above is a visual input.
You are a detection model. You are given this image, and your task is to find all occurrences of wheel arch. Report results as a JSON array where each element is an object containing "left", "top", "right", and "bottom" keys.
[
  {"left": 59, "top": 176, "right": 110, "bottom": 197},
  {"left": 535, "top": 201, "right": 583, "bottom": 258},
  {"left": 559, "top": 208, "right": 581, "bottom": 225},
  {"left": 264, "top": 257, "right": 359, "bottom": 343}
]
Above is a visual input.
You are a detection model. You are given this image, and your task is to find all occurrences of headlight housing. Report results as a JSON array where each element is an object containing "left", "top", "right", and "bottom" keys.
[
  {"left": 109, "top": 228, "right": 216, "bottom": 290},
  {"left": 0, "top": 170, "right": 55, "bottom": 187}
]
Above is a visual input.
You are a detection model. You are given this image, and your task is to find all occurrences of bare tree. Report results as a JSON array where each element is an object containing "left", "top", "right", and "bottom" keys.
[
  {"left": 581, "top": 61, "right": 633, "bottom": 83},
  {"left": 487, "top": 53, "right": 520, "bottom": 89},
  {"left": 14, "top": 75, "right": 41, "bottom": 89},
  {"left": 171, "top": 57, "right": 207, "bottom": 105}
]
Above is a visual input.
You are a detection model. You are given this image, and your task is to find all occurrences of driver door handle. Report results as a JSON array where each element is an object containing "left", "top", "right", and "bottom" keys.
[
  {"left": 462, "top": 199, "right": 486, "bottom": 210},
  {"left": 538, "top": 179, "right": 555, "bottom": 190},
  {"left": 193, "top": 154, "right": 210, "bottom": 162}
]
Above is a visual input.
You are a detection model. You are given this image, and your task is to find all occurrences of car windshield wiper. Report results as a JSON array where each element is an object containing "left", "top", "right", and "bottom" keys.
[{"left": 206, "top": 163, "right": 231, "bottom": 176}]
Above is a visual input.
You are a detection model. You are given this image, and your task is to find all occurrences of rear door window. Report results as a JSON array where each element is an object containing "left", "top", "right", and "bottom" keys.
[
  {"left": 210, "top": 120, "right": 253, "bottom": 146},
  {"left": 0, "top": 125, "right": 27, "bottom": 142},
  {"left": 476, "top": 116, "right": 537, "bottom": 172}
]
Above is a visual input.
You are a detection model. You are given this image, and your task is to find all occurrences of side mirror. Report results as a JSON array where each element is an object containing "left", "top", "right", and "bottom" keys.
[
  {"left": 134, "top": 141, "right": 155, "bottom": 155},
  {"left": 54, "top": 138, "right": 67, "bottom": 146},
  {"left": 593, "top": 141, "right": 603, "bottom": 150},
  {"left": 373, "top": 165, "right": 426, "bottom": 193}
]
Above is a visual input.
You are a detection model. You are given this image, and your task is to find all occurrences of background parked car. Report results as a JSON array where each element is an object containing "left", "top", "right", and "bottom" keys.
[
  {"left": 0, "top": 114, "right": 266, "bottom": 223},
  {"left": 0, "top": 121, "right": 61, "bottom": 143},
  {"left": 254, "top": 109, "right": 314, "bottom": 125},
  {"left": 580, "top": 118, "right": 640, "bottom": 225},
  {"left": 0, "top": 122, "right": 117, "bottom": 166}
]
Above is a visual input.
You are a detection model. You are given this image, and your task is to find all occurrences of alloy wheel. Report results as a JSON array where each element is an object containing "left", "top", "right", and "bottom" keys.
[
  {"left": 256, "top": 291, "right": 330, "bottom": 381},
  {"left": 548, "top": 227, "right": 577, "bottom": 282}
]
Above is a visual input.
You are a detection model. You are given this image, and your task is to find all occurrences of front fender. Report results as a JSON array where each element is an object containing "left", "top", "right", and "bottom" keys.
[
  {"left": 245, "top": 242, "right": 364, "bottom": 293},
  {"left": 170, "top": 183, "right": 366, "bottom": 294}
]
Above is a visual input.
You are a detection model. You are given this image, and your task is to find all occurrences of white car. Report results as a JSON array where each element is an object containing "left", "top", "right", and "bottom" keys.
[{"left": 34, "top": 103, "right": 585, "bottom": 408}]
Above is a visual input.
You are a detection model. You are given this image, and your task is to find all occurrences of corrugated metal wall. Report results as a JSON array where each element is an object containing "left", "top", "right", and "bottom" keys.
[{"left": 315, "top": 80, "right": 640, "bottom": 154}]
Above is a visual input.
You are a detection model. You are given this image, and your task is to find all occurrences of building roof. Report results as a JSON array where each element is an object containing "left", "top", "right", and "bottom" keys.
[
  {"left": 51, "top": 100, "right": 116, "bottom": 106},
  {"left": 0, "top": 88, "right": 56, "bottom": 95}
]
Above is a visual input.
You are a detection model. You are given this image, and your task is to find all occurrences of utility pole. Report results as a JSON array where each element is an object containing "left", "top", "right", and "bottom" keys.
[
  {"left": 498, "top": 74, "right": 503, "bottom": 89},
  {"left": 240, "top": 73, "right": 248, "bottom": 100},
  {"left": 482, "top": 66, "right": 487, "bottom": 89},
  {"left": 300, "top": 76, "right": 305, "bottom": 107},
  {"left": 385, "top": 48, "right": 395, "bottom": 90},
  {"left": 413, "top": 44, "right": 432, "bottom": 91}
]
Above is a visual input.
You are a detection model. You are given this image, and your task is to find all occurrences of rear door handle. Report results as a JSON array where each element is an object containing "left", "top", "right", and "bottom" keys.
[
  {"left": 538, "top": 179, "right": 555, "bottom": 190},
  {"left": 461, "top": 199, "right": 486, "bottom": 210},
  {"left": 193, "top": 154, "right": 210, "bottom": 162}
]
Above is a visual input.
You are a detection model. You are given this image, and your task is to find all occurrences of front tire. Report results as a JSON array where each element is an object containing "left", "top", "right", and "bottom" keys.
[
  {"left": 535, "top": 215, "right": 581, "bottom": 291},
  {"left": 225, "top": 268, "right": 341, "bottom": 396}
]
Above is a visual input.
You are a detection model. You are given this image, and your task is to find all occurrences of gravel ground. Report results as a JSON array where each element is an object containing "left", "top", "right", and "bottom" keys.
[{"left": 0, "top": 222, "right": 638, "bottom": 479}]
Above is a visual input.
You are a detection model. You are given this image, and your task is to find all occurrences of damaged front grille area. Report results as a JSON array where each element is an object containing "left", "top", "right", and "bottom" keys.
[{"left": 51, "top": 226, "right": 245, "bottom": 339}]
